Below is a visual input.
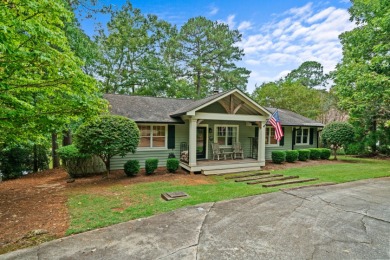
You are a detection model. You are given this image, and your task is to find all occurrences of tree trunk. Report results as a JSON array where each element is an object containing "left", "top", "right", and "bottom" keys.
[
  {"left": 52, "top": 132, "right": 60, "bottom": 168},
  {"left": 196, "top": 70, "right": 201, "bottom": 98},
  {"left": 370, "top": 117, "right": 377, "bottom": 154},
  {"left": 33, "top": 144, "right": 38, "bottom": 172},
  {"left": 333, "top": 147, "right": 338, "bottom": 160},
  {"left": 104, "top": 157, "right": 110, "bottom": 178},
  {"left": 62, "top": 129, "right": 72, "bottom": 146}
]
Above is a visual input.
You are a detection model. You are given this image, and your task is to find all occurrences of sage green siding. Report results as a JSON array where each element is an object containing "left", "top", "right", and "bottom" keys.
[
  {"left": 264, "top": 126, "right": 319, "bottom": 160},
  {"left": 110, "top": 124, "right": 188, "bottom": 170},
  {"left": 198, "top": 102, "right": 226, "bottom": 113}
]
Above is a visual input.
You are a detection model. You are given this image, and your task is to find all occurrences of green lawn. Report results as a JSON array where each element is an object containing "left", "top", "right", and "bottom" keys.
[{"left": 66, "top": 156, "right": 390, "bottom": 235}]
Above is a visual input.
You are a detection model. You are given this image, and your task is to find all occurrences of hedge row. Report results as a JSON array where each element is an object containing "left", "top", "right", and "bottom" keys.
[
  {"left": 123, "top": 157, "right": 180, "bottom": 176},
  {"left": 271, "top": 148, "right": 331, "bottom": 164}
]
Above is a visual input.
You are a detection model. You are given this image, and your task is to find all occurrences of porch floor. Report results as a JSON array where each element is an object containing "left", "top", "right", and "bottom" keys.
[{"left": 180, "top": 158, "right": 264, "bottom": 175}]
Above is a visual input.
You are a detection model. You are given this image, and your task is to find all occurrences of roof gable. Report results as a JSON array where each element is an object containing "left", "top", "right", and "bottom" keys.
[{"left": 171, "top": 89, "right": 271, "bottom": 117}]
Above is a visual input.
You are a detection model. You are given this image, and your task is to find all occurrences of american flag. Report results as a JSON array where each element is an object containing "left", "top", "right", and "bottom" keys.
[{"left": 269, "top": 110, "right": 284, "bottom": 141}]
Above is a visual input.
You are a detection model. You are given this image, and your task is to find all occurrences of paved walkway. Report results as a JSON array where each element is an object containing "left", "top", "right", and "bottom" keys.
[{"left": 2, "top": 177, "right": 390, "bottom": 259}]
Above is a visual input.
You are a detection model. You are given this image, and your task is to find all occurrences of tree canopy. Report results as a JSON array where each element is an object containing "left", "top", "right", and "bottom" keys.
[
  {"left": 0, "top": 0, "right": 106, "bottom": 143},
  {"left": 334, "top": 0, "right": 390, "bottom": 154}
]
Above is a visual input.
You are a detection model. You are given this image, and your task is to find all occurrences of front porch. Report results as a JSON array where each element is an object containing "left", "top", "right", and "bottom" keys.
[{"left": 180, "top": 158, "right": 264, "bottom": 175}]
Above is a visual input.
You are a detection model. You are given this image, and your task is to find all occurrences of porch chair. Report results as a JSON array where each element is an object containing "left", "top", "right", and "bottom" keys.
[
  {"left": 233, "top": 142, "right": 244, "bottom": 159},
  {"left": 211, "top": 143, "right": 224, "bottom": 160}
]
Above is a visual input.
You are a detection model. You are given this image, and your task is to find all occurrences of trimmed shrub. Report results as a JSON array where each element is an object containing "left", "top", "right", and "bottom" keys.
[
  {"left": 320, "top": 148, "right": 331, "bottom": 160},
  {"left": 166, "top": 158, "right": 179, "bottom": 173},
  {"left": 285, "top": 150, "right": 299, "bottom": 163},
  {"left": 298, "top": 149, "right": 310, "bottom": 161},
  {"left": 271, "top": 151, "right": 286, "bottom": 164},
  {"left": 145, "top": 158, "right": 158, "bottom": 175},
  {"left": 57, "top": 145, "right": 106, "bottom": 178},
  {"left": 124, "top": 160, "right": 140, "bottom": 177},
  {"left": 309, "top": 148, "right": 321, "bottom": 160}
]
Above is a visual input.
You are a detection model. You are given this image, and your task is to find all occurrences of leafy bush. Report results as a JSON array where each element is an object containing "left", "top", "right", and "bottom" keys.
[
  {"left": 271, "top": 151, "right": 286, "bottom": 164},
  {"left": 168, "top": 153, "right": 176, "bottom": 158},
  {"left": 285, "top": 150, "right": 299, "bottom": 163},
  {"left": 345, "top": 142, "right": 365, "bottom": 155},
  {"left": 166, "top": 158, "right": 179, "bottom": 173},
  {"left": 298, "top": 149, "right": 310, "bottom": 161},
  {"left": 320, "top": 148, "right": 331, "bottom": 160},
  {"left": 322, "top": 122, "right": 354, "bottom": 159},
  {"left": 124, "top": 160, "right": 140, "bottom": 177},
  {"left": 0, "top": 143, "right": 49, "bottom": 180},
  {"left": 57, "top": 145, "right": 106, "bottom": 178},
  {"left": 309, "top": 148, "right": 321, "bottom": 160},
  {"left": 145, "top": 158, "right": 158, "bottom": 175}
]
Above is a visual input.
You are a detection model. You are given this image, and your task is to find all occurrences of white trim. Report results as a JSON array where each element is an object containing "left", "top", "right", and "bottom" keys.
[
  {"left": 214, "top": 124, "right": 239, "bottom": 148},
  {"left": 295, "top": 127, "right": 310, "bottom": 145},
  {"left": 197, "top": 124, "right": 209, "bottom": 160},
  {"left": 137, "top": 124, "right": 168, "bottom": 150},
  {"left": 185, "top": 89, "right": 272, "bottom": 117},
  {"left": 194, "top": 112, "right": 268, "bottom": 121}
]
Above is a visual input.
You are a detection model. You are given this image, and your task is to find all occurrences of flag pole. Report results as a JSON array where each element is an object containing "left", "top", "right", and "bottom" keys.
[{"left": 263, "top": 108, "right": 278, "bottom": 127}]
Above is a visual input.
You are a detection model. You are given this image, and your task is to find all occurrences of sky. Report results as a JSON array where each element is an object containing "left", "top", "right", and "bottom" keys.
[{"left": 80, "top": 0, "right": 355, "bottom": 93}]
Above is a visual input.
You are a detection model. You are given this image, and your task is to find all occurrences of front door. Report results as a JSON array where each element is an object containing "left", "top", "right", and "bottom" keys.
[{"left": 196, "top": 127, "right": 207, "bottom": 159}]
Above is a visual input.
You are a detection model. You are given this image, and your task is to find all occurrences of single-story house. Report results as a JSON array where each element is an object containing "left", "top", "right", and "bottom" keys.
[{"left": 104, "top": 88, "right": 324, "bottom": 174}]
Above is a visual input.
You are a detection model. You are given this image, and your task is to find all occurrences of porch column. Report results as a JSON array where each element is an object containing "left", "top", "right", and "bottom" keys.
[
  {"left": 188, "top": 118, "right": 197, "bottom": 166},
  {"left": 257, "top": 123, "right": 265, "bottom": 163}
]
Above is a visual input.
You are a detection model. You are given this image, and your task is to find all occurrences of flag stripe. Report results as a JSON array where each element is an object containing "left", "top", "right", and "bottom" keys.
[{"left": 268, "top": 110, "right": 284, "bottom": 141}]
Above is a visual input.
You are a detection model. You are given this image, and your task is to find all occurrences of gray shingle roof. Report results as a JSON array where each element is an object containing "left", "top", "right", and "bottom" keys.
[
  {"left": 104, "top": 94, "right": 324, "bottom": 127},
  {"left": 265, "top": 107, "right": 324, "bottom": 127},
  {"left": 104, "top": 94, "right": 194, "bottom": 123}
]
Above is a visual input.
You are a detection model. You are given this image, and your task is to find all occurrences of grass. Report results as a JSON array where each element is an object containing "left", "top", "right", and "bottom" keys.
[{"left": 66, "top": 156, "right": 390, "bottom": 235}]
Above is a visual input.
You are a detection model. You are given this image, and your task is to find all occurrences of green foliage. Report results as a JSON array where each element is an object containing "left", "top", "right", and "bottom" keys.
[
  {"left": 345, "top": 143, "right": 366, "bottom": 155},
  {"left": 252, "top": 81, "right": 322, "bottom": 119},
  {"left": 285, "top": 61, "right": 328, "bottom": 88},
  {"left": 308, "top": 148, "right": 322, "bottom": 160},
  {"left": 177, "top": 16, "right": 250, "bottom": 97},
  {"left": 271, "top": 151, "right": 286, "bottom": 164},
  {"left": 166, "top": 158, "right": 179, "bottom": 173},
  {"left": 334, "top": 0, "right": 390, "bottom": 154},
  {"left": 0, "top": 143, "right": 49, "bottom": 180},
  {"left": 75, "top": 115, "right": 140, "bottom": 175},
  {"left": 320, "top": 149, "right": 331, "bottom": 160},
  {"left": 0, "top": 0, "right": 106, "bottom": 143},
  {"left": 298, "top": 149, "right": 311, "bottom": 161},
  {"left": 285, "top": 150, "right": 299, "bottom": 163},
  {"left": 322, "top": 122, "right": 355, "bottom": 159},
  {"left": 145, "top": 158, "right": 158, "bottom": 175},
  {"left": 124, "top": 160, "right": 140, "bottom": 177}
]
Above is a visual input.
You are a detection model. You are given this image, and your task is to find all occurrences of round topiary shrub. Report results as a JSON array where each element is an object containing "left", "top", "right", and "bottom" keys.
[
  {"left": 298, "top": 149, "right": 310, "bottom": 161},
  {"left": 124, "top": 160, "right": 140, "bottom": 177},
  {"left": 309, "top": 148, "right": 321, "bottom": 160},
  {"left": 320, "top": 148, "right": 331, "bottom": 160},
  {"left": 285, "top": 150, "right": 299, "bottom": 163},
  {"left": 166, "top": 158, "right": 179, "bottom": 173},
  {"left": 271, "top": 151, "right": 286, "bottom": 164},
  {"left": 145, "top": 158, "right": 158, "bottom": 175}
]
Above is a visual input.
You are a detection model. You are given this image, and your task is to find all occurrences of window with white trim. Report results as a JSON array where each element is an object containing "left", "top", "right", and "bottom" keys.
[
  {"left": 296, "top": 127, "right": 309, "bottom": 145},
  {"left": 265, "top": 126, "right": 278, "bottom": 145},
  {"left": 215, "top": 125, "right": 238, "bottom": 146},
  {"left": 138, "top": 125, "right": 167, "bottom": 148}
]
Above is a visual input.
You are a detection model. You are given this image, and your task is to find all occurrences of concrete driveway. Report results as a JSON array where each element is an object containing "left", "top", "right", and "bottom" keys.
[{"left": 2, "top": 177, "right": 390, "bottom": 260}]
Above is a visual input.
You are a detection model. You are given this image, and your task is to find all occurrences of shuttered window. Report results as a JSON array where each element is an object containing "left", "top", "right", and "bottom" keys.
[{"left": 138, "top": 125, "right": 167, "bottom": 149}]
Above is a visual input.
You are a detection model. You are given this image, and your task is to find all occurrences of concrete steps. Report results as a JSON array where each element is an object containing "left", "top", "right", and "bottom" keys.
[{"left": 202, "top": 166, "right": 260, "bottom": 176}]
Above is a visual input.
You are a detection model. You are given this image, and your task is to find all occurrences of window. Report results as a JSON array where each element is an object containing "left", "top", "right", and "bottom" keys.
[
  {"left": 138, "top": 125, "right": 166, "bottom": 148},
  {"left": 296, "top": 128, "right": 309, "bottom": 145},
  {"left": 265, "top": 127, "right": 278, "bottom": 145},
  {"left": 215, "top": 125, "right": 238, "bottom": 146}
]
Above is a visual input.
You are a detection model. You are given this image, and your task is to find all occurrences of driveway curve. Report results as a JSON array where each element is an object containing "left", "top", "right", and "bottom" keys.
[{"left": 2, "top": 177, "right": 390, "bottom": 260}]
